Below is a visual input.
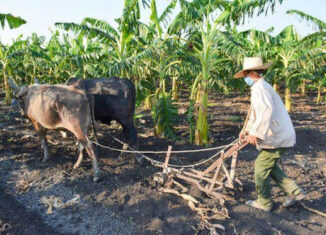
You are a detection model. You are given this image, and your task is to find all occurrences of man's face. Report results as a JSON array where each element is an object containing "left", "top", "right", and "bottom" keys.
[{"left": 245, "top": 70, "right": 261, "bottom": 79}]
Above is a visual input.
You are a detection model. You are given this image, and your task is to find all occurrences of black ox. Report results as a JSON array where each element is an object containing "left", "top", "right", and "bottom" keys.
[{"left": 66, "top": 77, "right": 143, "bottom": 164}]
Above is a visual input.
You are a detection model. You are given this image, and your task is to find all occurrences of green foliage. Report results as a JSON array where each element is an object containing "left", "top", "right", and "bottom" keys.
[
  {"left": 1, "top": 1, "right": 325, "bottom": 142},
  {"left": 152, "top": 90, "right": 178, "bottom": 139},
  {"left": 135, "top": 77, "right": 155, "bottom": 106},
  {"left": 186, "top": 99, "right": 196, "bottom": 144},
  {"left": 0, "top": 13, "right": 26, "bottom": 29},
  {"left": 287, "top": 9, "right": 326, "bottom": 31},
  {"left": 149, "top": 0, "right": 162, "bottom": 37}
]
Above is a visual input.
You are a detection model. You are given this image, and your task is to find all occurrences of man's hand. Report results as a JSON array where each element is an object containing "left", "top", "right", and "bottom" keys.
[
  {"left": 247, "top": 135, "right": 259, "bottom": 146},
  {"left": 239, "top": 131, "right": 247, "bottom": 140}
]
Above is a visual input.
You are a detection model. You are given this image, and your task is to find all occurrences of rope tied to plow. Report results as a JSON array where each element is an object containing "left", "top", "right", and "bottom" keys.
[
  {"left": 90, "top": 139, "right": 236, "bottom": 154},
  {"left": 90, "top": 134, "right": 239, "bottom": 169}
]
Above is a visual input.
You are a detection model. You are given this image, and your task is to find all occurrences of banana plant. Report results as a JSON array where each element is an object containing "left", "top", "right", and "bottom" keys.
[
  {"left": 56, "top": 0, "right": 148, "bottom": 78},
  {"left": 0, "top": 13, "right": 26, "bottom": 104},
  {"left": 152, "top": 90, "right": 178, "bottom": 138},
  {"left": 21, "top": 33, "right": 50, "bottom": 84},
  {"left": 45, "top": 31, "right": 72, "bottom": 82},
  {"left": 168, "top": 0, "right": 284, "bottom": 145},
  {"left": 275, "top": 26, "right": 298, "bottom": 112},
  {"left": 274, "top": 26, "right": 325, "bottom": 111},
  {"left": 306, "top": 50, "right": 326, "bottom": 104},
  {"left": 139, "top": 0, "right": 180, "bottom": 137},
  {"left": 287, "top": 9, "right": 326, "bottom": 101},
  {"left": 0, "top": 37, "right": 27, "bottom": 104},
  {"left": 150, "top": 39, "right": 181, "bottom": 137},
  {"left": 132, "top": 37, "right": 181, "bottom": 137}
]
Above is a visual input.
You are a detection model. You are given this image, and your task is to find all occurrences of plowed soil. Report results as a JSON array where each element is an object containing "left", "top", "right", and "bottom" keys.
[{"left": 0, "top": 92, "right": 325, "bottom": 235}]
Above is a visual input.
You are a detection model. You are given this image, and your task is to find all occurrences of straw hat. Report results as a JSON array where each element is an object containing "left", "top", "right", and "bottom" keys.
[{"left": 234, "top": 57, "right": 272, "bottom": 78}]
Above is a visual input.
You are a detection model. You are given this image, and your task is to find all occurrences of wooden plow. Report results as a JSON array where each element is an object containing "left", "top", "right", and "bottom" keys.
[
  {"left": 154, "top": 138, "right": 248, "bottom": 200},
  {"left": 96, "top": 132, "right": 251, "bottom": 232}
]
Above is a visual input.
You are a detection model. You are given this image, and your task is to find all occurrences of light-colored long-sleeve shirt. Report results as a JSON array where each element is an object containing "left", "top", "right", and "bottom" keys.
[{"left": 245, "top": 78, "right": 296, "bottom": 149}]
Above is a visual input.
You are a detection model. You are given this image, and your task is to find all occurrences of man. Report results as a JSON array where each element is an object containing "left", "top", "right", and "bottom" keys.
[{"left": 234, "top": 57, "right": 305, "bottom": 212}]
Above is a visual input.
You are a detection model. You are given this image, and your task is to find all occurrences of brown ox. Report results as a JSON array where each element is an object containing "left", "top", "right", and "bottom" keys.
[{"left": 9, "top": 78, "right": 101, "bottom": 182}]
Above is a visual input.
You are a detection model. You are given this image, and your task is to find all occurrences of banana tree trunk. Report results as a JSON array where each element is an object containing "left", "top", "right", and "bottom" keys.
[
  {"left": 195, "top": 78, "right": 209, "bottom": 145},
  {"left": 316, "top": 84, "right": 322, "bottom": 104},
  {"left": 3, "top": 73, "right": 12, "bottom": 105},
  {"left": 172, "top": 77, "right": 178, "bottom": 101},
  {"left": 285, "top": 87, "right": 292, "bottom": 112},
  {"left": 162, "top": 78, "right": 166, "bottom": 93},
  {"left": 196, "top": 83, "right": 201, "bottom": 104},
  {"left": 144, "top": 95, "right": 152, "bottom": 110},
  {"left": 301, "top": 79, "right": 306, "bottom": 97}
]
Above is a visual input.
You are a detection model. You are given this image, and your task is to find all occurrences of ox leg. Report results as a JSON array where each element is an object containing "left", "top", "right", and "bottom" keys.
[
  {"left": 73, "top": 142, "right": 84, "bottom": 169},
  {"left": 122, "top": 123, "right": 144, "bottom": 165},
  {"left": 41, "top": 135, "right": 50, "bottom": 163},
  {"left": 79, "top": 137, "right": 101, "bottom": 182},
  {"left": 119, "top": 123, "right": 130, "bottom": 159},
  {"left": 119, "top": 142, "right": 129, "bottom": 160},
  {"left": 31, "top": 119, "right": 49, "bottom": 162}
]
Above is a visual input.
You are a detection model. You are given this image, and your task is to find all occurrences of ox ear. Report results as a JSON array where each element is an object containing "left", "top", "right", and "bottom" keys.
[
  {"left": 17, "top": 86, "right": 28, "bottom": 97},
  {"left": 65, "top": 77, "right": 79, "bottom": 86},
  {"left": 8, "top": 77, "right": 20, "bottom": 94},
  {"left": 8, "top": 78, "right": 28, "bottom": 97}
]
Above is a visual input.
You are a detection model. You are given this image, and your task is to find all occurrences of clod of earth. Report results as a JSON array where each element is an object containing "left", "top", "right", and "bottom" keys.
[{"left": 40, "top": 194, "right": 81, "bottom": 214}]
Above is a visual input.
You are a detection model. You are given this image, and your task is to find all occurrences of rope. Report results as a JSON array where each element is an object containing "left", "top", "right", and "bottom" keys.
[
  {"left": 166, "top": 139, "right": 238, "bottom": 168},
  {"left": 90, "top": 134, "right": 239, "bottom": 169},
  {"left": 90, "top": 139, "right": 235, "bottom": 154},
  {"left": 89, "top": 110, "right": 248, "bottom": 168}
]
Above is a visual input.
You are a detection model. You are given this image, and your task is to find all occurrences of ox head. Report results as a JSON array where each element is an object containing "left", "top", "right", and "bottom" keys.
[
  {"left": 9, "top": 78, "right": 29, "bottom": 115},
  {"left": 9, "top": 78, "right": 28, "bottom": 98},
  {"left": 65, "top": 77, "right": 80, "bottom": 86}
]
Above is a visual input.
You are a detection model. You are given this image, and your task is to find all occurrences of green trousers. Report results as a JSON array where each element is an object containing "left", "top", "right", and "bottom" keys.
[{"left": 255, "top": 148, "right": 302, "bottom": 209}]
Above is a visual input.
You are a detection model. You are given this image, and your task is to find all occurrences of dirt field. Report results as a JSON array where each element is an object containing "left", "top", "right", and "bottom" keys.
[{"left": 0, "top": 92, "right": 325, "bottom": 234}]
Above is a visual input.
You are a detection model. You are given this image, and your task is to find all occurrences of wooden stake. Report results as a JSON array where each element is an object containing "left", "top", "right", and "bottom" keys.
[
  {"left": 230, "top": 151, "right": 238, "bottom": 180},
  {"left": 163, "top": 145, "right": 172, "bottom": 173},
  {"left": 209, "top": 158, "right": 223, "bottom": 193}
]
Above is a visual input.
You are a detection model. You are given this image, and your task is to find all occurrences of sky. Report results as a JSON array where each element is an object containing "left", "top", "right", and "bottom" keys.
[{"left": 0, "top": 0, "right": 325, "bottom": 44}]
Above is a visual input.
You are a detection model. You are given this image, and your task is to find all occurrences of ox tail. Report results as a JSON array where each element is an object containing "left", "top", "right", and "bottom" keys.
[{"left": 87, "top": 94, "right": 98, "bottom": 143}]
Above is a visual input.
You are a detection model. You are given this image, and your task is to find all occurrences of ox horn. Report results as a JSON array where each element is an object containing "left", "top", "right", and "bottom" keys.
[{"left": 8, "top": 77, "right": 20, "bottom": 93}]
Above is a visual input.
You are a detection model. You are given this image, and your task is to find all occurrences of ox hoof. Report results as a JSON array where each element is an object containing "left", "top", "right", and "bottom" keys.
[
  {"left": 135, "top": 155, "right": 145, "bottom": 166},
  {"left": 93, "top": 172, "right": 102, "bottom": 183},
  {"left": 73, "top": 163, "right": 81, "bottom": 169},
  {"left": 93, "top": 176, "right": 101, "bottom": 183}
]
